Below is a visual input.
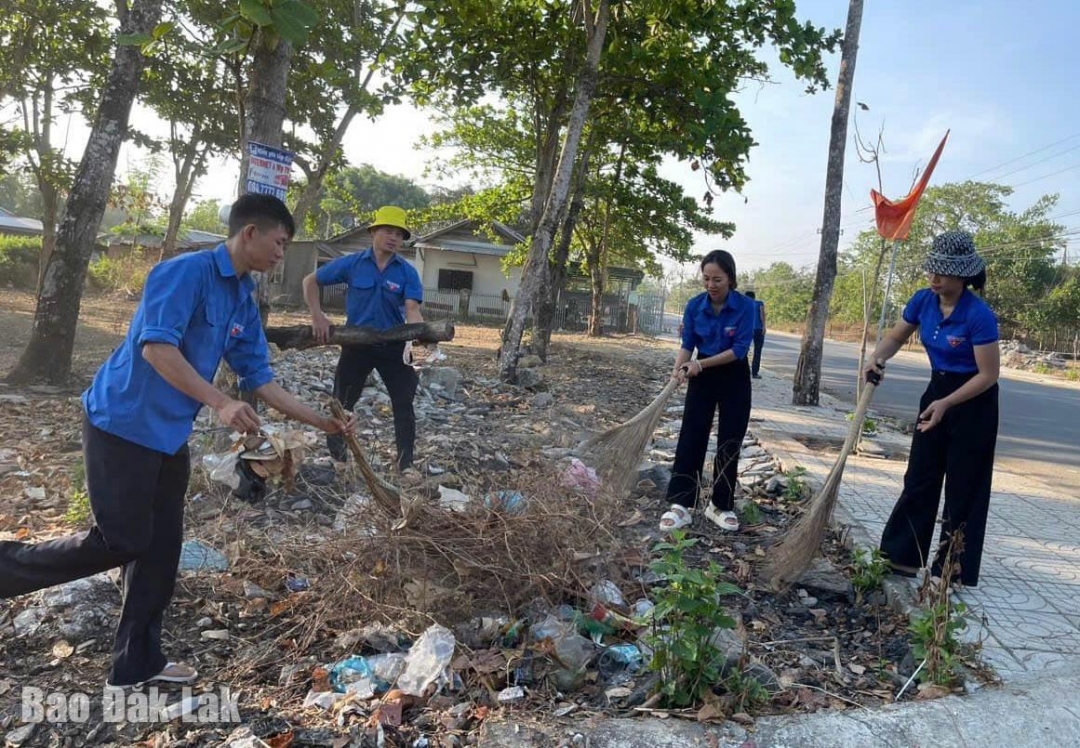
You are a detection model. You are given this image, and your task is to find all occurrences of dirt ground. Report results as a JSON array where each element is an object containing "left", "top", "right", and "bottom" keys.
[{"left": 0, "top": 293, "right": 943, "bottom": 747}]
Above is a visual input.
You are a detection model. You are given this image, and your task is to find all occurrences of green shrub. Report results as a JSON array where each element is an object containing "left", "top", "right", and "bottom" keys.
[
  {"left": 0, "top": 235, "right": 42, "bottom": 288},
  {"left": 87, "top": 252, "right": 150, "bottom": 294}
]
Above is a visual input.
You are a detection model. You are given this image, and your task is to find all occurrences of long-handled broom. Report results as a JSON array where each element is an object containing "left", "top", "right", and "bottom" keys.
[
  {"left": 579, "top": 377, "right": 682, "bottom": 496},
  {"left": 767, "top": 364, "right": 883, "bottom": 586}
]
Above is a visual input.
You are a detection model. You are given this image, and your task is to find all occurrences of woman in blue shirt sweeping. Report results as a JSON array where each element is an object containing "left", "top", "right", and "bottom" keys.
[
  {"left": 660, "top": 250, "right": 755, "bottom": 534},
  {"left": 864, "top": 231, "right": 1000, "bottom": 587}
]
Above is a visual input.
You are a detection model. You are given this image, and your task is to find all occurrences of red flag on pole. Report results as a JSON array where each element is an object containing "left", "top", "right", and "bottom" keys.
[{"left": 871, "top": 130, "right": 950, "bottom": 241}]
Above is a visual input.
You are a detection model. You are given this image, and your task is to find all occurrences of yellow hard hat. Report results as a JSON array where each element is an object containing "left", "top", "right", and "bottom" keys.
[{"left": 369, "top": 205, "right": 411, "bottom": 240}]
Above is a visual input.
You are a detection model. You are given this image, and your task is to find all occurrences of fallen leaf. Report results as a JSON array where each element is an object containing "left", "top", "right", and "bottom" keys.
[
  {"left": 267, "top": 732, "right": 295, "bottom": 748},
  {"left": 617, "top": 509, "right": 645, "bottom": 527},
  {"left": 51, "top": 640, "right": 74, "bottom": 659},
  {"left": 848, "top": 663, "right": 866, "bottom": 675},
  {"left": 696, "top": 700, "right": 727, "bottom": 723},
  {"left": 15, "top": 527, "right": 30, "bottom": 540},
  {"left": 0, "top": 680, "right": 12, "bottom": 695},
  {"left": 311, "top": 666, "right": 332, "bottom": 693},
  {"left": 915, "top": 684, "right": 950, "bottom": 701},
  {"left": 753, "top": 546, "right": 765, "bottom": 557},
  {"left": 730, "top": 712, "right": 754, "bottom": 726}
]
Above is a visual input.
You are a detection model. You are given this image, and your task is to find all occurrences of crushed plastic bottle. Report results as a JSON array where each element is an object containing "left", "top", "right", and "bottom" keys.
[
  {"left": 597, "top": 643, "right": 643, "bottom": 679},
  {"left": 330, "top": 656, "right": 375, "bottom": 693},
  {"left": 396, "top": 624, "right": 456, "bottom": 697},
  {"left": 553, "top": 632, "right": 596, "bottom": 671}
]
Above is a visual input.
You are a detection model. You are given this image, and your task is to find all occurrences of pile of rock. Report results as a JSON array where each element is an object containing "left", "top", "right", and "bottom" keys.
[{"left": 1000, "top": 340, "right": 1069, "bottom": 371}]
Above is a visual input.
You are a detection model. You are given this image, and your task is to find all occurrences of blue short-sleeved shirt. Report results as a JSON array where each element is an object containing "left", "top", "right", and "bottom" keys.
[
  {"left": 753, "top": 300, "right": 765, "bottom": 332},
  {"left": 315, "top": 249, "right": 422, "bottom": 328},
  {"left": 902, "top": 287, "right": 999, "bottom": 374},
  {"left": 82, "top": 245, "right": 275, "bottom": 454},
  {"left": 680, "top": 290, "right": 755, "bottom": 361}
]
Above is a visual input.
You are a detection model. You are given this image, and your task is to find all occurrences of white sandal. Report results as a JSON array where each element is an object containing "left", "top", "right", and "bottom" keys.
[
  {"left": 106, "top": 662, "right": 198, "bottom": 690},
  {"left": 704, "top": 504, "right": 740, "bottom": 532},
  {"left": 659, "top": 504, "right": 693, "bottom": 532}
]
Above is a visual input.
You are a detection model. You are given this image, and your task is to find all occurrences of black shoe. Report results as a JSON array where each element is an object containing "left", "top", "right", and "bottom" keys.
[{"left": 752, "top": 374, "right": 762, "bottom": 379}]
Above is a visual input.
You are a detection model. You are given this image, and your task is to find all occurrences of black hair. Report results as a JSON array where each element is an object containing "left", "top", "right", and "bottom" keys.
[
  {"left": 966, "top": 269, "right": 987, "bottom": 293},
  {"left": 228, "top": 194, "right": 296, "bottom": 239},
  {"left": 744, "top": 290, "right": 756, "bottom": 299},
  {"left": 700, "top": 249, "right": 737, "bottom": 289}
]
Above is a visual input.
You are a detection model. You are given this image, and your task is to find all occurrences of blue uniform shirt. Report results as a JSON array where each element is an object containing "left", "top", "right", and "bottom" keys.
[
  {"left": 902, "top": 287, "right": 999, "bottom": 374},
  {"left": 753, "top": 300, "right": 765, "bottom": 332},
  {"left": 315, "top": 249, "right": 423, "bottom": 328},
  {"left": 82, "top": 245, "right": 275, "bottom": 454},
  {"left": 680, "top": 290, "right": 755, "bottom": 360}
]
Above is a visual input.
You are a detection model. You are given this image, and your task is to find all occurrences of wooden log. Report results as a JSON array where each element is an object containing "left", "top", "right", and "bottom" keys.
[{"left": 264, "top": 321, "right": 455, "bottom": 350}]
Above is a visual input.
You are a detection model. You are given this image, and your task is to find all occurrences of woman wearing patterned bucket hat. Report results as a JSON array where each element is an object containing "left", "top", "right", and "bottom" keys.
[{"left": 862, "top": 231, "right": 999, "bottom": 588}]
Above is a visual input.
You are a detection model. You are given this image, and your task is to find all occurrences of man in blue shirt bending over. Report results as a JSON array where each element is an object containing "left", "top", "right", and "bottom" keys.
[
  {"left": 302, "top": 206, "right": 425, "bottom": 473},
  {"left": 0, "top": 194, "right": 354, "bottom": 688}
]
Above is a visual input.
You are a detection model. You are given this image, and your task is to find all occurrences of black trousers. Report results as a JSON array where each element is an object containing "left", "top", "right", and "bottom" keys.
[
  {"left": 0, "top": 418, "right": 189, "bottom": 685},
  {"left": 328, "top": 342, "right": 419, "bottom": 469},
  {"left": 751, "top": 330, "right": 765, "bottom": 376},
  {"left": 880, "top": 372, "right": 999, "bottom": 586},
  {"left": 666, "top": 358, "right": 752, "bottom": 511}
]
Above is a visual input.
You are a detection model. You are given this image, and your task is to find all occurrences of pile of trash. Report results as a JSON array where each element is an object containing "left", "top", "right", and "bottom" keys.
[
  {"left": 300, "top": 578, "right": 665, "bottom": 725},
  {"left": 1000, "top": 340, "right": 1069, "bottom": 371}
]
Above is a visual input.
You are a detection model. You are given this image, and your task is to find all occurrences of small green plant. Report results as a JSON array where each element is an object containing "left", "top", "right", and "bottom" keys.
[
  {"left": 851, "top": 548, "right": 889, "bottom": 602},
  {"left": 909, "top": 599, "right": 969, "bottom": 686},
  {"left": 782, "top": 466, "right": 808, "bottom": 502},
  {"left": 908, "top": 530, "right": 969, "bottom": 687},
  {"left": 720, "top": 668, "right": 770, "bottom": 712},
  {"left": 846, "top": 411, "right": 878, "bottom": 435},
  {"left": 64, "top": 461, "right": 91, "bottom": 526},
  {"left": 645, "top": 531, "right": 743, "bottom": 707},
  {"left": 737, "top": 499, "right": 763, "bottom": 526}
]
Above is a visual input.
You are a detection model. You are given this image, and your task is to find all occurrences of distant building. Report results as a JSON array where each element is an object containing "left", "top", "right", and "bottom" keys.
[{"left": 0, "top": 207, "right": 44, "bottom": 237}]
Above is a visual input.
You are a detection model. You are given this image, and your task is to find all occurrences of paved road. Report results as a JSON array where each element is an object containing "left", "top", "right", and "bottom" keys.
[{"left": 759, "top": 331, "right": 1080, "bottom": 492}]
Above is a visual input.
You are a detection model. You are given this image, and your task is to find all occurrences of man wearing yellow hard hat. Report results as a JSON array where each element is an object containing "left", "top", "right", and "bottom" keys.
[{"left": 302, "top": 206, "right": 424, "bottom": 472}]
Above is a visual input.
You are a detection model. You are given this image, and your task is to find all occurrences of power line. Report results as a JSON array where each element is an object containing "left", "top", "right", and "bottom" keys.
[{"left": 963, "top": 131, "right": 1080, "bottom": 181}]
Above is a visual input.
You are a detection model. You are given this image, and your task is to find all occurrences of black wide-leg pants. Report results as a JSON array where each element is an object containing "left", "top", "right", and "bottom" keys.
[
  {"left": 880, "top": 372, "right": 999, "bottom": 586},
  {"left": 666, "top": 358, "right": 752, "bottom": 512}
]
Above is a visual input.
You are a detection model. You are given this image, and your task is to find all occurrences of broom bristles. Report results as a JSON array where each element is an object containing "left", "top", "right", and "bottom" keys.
[
  {"left": 767, "top": 382, "right": 878, "bottom": 586},
  {"left": 581, "top": 378, "right": 680, "bottom": 495}
]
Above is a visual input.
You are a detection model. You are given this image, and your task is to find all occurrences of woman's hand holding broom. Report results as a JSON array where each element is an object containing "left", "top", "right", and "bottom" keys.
[{"left": 863, "top": 358, "right": 885, "bottom": 386}]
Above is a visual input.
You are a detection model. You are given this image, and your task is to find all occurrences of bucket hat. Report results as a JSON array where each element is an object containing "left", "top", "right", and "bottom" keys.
[
  {"left": 923, "top": 231, "right": 986, "bottom": 278},
  {"left": 369, "top": 206, "right": 411, "bottom": 240}
]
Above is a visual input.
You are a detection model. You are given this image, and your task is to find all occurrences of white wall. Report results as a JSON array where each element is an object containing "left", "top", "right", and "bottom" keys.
[{"left": 418, "top": 248, "right": 521, "bottom": 298}]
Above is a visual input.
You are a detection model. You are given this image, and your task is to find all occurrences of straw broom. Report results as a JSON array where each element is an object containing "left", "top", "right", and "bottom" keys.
[
  {"left": 768, "top": 365, "right": 882, "bottom": 586},
  {"left": 330, "top": 398, "right": 401, "bottom": 517},
  {"left": 580, "top": 377, "right": 681, "bottom": 495}
]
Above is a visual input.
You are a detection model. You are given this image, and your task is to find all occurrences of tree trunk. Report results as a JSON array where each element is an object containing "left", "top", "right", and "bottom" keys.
[
  {"left": 534, "top": 154, "right": 590, "bottom": 360},
  {"left": 588, "top": 140, "right": 626, "bottom": 338},
  {"left": 36, "top": 183, "right": 58, "bottom": 293},
  {"left": 498, "top": 0, "right": 610, "bottom": 382},
  {"left": 163, "top": 127, "right": 209, "bottom": 259},
  {"left": 237, "top": 31, "right": 291, "bottom": 404},
  {"left": 791, "top": 0, "right": 863, "bottom": 406},
  {"left": 238, "top": 29, "right": 291, "bottom": 322},
  {"left": 31, "top": 77, "right": 60, "bottom": 293},
  {"left": 7, "top": 0, "right": 164, "bottom": 385},
  {"left": 587, "top": 247, "right": 604, "bottom": 336}
]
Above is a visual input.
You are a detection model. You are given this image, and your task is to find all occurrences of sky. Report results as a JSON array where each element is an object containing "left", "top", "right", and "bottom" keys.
[{"left": 48, "top": 0, "right": 1080, "bottom": 277}]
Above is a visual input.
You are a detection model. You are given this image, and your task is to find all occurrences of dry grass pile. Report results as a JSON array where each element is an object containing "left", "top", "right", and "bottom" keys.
[{"left": 219, "top": 465, "right": 629, "bottom": 655}]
